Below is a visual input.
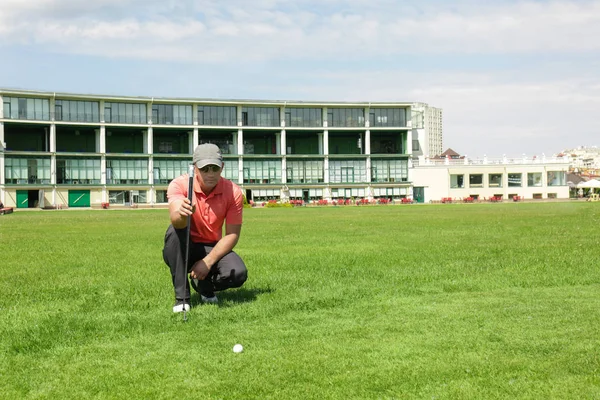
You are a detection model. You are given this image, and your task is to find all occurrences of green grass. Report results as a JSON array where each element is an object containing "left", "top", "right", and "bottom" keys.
[{"left": 1, "top": 203, "right": 599, "bottom": 399}]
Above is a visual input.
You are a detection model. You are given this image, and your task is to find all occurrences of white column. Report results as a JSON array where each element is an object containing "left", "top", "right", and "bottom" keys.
[
  {"left": 280, "top": 106, "right": 286, "bottom": 128},
  {"left": 366, "top": 157, "right": 371, "bottom": 184},
  {"left": 237, "top": 106, "right": 243, "bottom": 127},
  {"left": 49, "top": 124, "right": 56, "bottom": 153},
  {"left": 324, "top": 157, "right": 329, "bottom": 184},
  {"left": 323, "top": 130, "right": 329, "bottom": 155},
  {"left": 148, "top": 156, "right": 154, "bottom": 185},
  {"left": 100, "top": 126, "right": 106, "bottom": 153},
  {"left": 146, "top": 127, "right": 153, "bottom": 155},
  {"left": 192, "top": 128, "right": 198, "bottom": 152},
  {"left": 281, "top": 129, "right": 286, "bottom": 155},
  {"left": 0, "top": 121, "right": 4, "bottom": 150},
  {"left": 365, "top": 106, "right": 370, "bottom": 128},
  {"left": 0, "top": 152, "right": 5, "bottom": 189},
  {"left": 237, "top": 129, "right": 244, "bottom": 155},
  {"left": 406, "top": 130, "right": 413, "bottom": 155},
  {"left": 318, "top": 132, "right": 323, "bottom": 155},
  {"left": 276, "top": 131, "right": 282, "bottom": 155},
  {"left": 281, "top": 157, "right": 287, "bottom": 184},
  {"left": 0, "top": 94, "right": 3, "bottom": 118},
  {"left": 231, "top": 131, "right": 238, "bottom": 155},
  {"left": 323, "top": 107, "right": 328, "bottom": 128},
  {"left": 101, "top": 155, "right": 107, "bottom": 185},
  {"left": 365, "top": 130, "right": 371, "bottom": 154},
  {"left": 192, "top": 104, "right": 198, "bottom": 126},
  {"left": 50, "top": 154, "right": 56, "bottom": 184}
]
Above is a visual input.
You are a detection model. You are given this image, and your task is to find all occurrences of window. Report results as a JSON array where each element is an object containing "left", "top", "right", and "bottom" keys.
[
  {"left": 489, "top": 173, "right": 503, "bottom": 188},
  {"left": 55, "top": 100, "right": 100, "bottom": 122},
  {"left": 370, "top": 159, "right": 408, "bottom": 183},
  {"left": 56, "top": 158, "right": 101, "bottom": 184},
  {"left": 527, "top": 172, "right": 542, "bottom": 187},
  {"left": 328, "top": 108, "right": 365, "bottom": 127},
  {"left": 369, "top": 108, "right": 407, "bottom": 127},
  {"left": 547, "top": 171, "right": 566, "bottom": 186},
  {"left": 508, "top": 173, "right": 522, "bottom": 187},
  {"left": 286, "top": 160, "right": 324, "bottom": 183},
  {"left": 104, "top": 102, "right": 146, "bottom": 124},
  {"left": 284, "top": 108, "right": 322, "bottom": 127},
  {"left": 5, "top": 157, "right": 51, "bottom": 184},
  {"left": 106, "top": 159, "right": 149, "bottom": 184},
  {"left": 153, "top": 159, "right": 189, "bottom": 184},
  {"left": 198, "top": 106, "right": 237, "bottom": 126},
  {"left": 2, "top": 97, "right": 50, "bottom": 120},
  {"left": 469, "top": 174, "right": 483, "bottom": 187},
  {"left": 152, "top": 104, "right": 192, "bottom": 125},
  {"left": 242, "top": 159, "right": 281, "bottom": 183},
  {"left": 329, "top": 160, "right": 367, "bottom": 183},
  {"left": 241, "top": 107, "right": 279, "bottom": 127},
  {"left": 450, "top": 174, "right": 464, "bottom": 188}
]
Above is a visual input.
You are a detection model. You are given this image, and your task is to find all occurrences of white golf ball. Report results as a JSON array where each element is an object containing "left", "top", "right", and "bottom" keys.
[{"left": 233, "top": 344, "right": 243, "bottom": 353}]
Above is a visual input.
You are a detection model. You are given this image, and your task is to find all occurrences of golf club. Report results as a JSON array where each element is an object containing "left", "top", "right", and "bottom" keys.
[{"left": 183, "top": 163, "right": 194, "bottom": 322}]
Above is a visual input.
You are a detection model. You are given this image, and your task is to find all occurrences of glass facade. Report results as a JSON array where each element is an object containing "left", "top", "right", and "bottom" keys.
[
  {"left": 508, "top": 173, "right": 522, "bottom": 187},
  {"left": 2, "top": 97, "right": 50, "bottom": 120},
  {"left": 104, "top": 102, "right": 147, "bottom": 124},
  {"left": 371, "top": 160, "right": 408, "bottom": 183},
  {"left": 284, "top": 108, "right": 322, "bottom": 127},
  {"left": 329, "top": 160, "right": 367, "bottom": 183},
  {"left": 241, "top": 107, "right": 280, "bottom": 127},
  {"left": 489, "top": 173, "right": 503, "bottom": 188},
  {"left": 222, "top": 159, "right": 239, "bottom": 182},
  {"left": 153, "top": 159, "right": 189, "bottom": 184},
  {"left": 56, "top": 158, "right": 101, "bottom": 184},
  {"left": 327, "top": 108, "right": 365, "bottom": 127},
  {"left": 286, "top": 160, "right": 324, "bottom": 183},
  {"left": 450, "top": 174, "right": 464, "bottom": 188},
  {"left": 527, "top": 172, "right": 542, "bottom": 187},
  {"left": 152, "top": 104, "right": 192, "bottom": 125},
  {"left": 369, "top": 108, "right": 407, "bottom": 127},
  {"left": 106, "top": 159, "right": 149, "bottom": 184},
  {"left": 469, "top": 174, "right": 483, "bottom": 187},
  {"left": 243, "top": 159, "right": 281, "bottom": 184},
  {"left": 5, "top": 157, "right": 51, "bottom": 184},
  {"left": 198, "top": 106, "right": 237, "bottom": 126},
  {"left": 547, "top": 171, "right": 566, "bottom": 186},
  {"left": 55, "top": 100, "right": 100, "bottom": 122}
]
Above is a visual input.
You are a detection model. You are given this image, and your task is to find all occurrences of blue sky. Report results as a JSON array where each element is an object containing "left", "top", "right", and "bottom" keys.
[{"left": 1, "top": 0, "right": 599, "bottom": 157}]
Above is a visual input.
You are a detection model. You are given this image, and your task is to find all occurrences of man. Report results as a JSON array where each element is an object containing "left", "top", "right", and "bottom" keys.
[{"left": 163, "top": 143, "right": 247, "bottom": 313}]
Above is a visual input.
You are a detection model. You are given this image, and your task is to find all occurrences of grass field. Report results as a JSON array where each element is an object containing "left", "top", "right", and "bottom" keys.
[{"left": 1, "top": 203, "right": 599, "bottom": 399}]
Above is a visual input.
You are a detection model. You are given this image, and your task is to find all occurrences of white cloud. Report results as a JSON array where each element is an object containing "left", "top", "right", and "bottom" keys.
[{"left": 1, "top": 0, "right": 600, "bottom": 61}]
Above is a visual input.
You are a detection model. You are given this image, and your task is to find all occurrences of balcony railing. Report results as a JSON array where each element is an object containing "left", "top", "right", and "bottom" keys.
[{"left": 199, "top": 118, "right": 238, "bottom": 126}]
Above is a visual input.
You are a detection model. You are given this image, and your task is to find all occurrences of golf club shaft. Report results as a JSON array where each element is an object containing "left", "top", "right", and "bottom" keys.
[{"left": 183, "top": 163, "right": 194, "bottom": 321}]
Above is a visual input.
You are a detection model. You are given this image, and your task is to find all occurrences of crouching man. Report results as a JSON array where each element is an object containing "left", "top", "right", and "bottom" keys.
[{"left": 162, "top": 143, "right": 247, "bottom": 312}]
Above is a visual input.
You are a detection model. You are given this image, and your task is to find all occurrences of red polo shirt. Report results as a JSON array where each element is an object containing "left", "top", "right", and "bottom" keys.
[{"left": 167, "top": 175, "right": 244, "bottom": 244}]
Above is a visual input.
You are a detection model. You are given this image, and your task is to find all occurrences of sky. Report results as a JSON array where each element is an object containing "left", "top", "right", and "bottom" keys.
[{"left": 1, "top": 0, "right": 599, "bottom": 158}]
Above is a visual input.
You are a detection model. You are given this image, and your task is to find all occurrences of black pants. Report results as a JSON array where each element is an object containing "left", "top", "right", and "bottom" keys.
[{"left": 162, "top": 225, "right": 248, "bottom": 302}]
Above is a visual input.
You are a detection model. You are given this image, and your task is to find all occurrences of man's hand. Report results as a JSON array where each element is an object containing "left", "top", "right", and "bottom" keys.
[
  {"left": 177, "top": 198, "right": 196, "bottom": 217},
  {"left": 190, "top": 259, "right": 210, "bottom": 280}
]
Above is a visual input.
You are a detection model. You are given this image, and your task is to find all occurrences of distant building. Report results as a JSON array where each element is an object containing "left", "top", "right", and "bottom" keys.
[{"left": 411, "top": 102, "right": 443, "bottom": 159}]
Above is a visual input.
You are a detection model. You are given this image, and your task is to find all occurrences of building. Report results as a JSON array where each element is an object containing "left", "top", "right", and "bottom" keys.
[
  {"left": 0, "top": 89, "right": 428, "bottom": 208},
  {"left": 412, "top": 154, "right": 570, "bottom": 203},
  {"left": 411, "top": 102, "right": 443, "bottom": 158}
]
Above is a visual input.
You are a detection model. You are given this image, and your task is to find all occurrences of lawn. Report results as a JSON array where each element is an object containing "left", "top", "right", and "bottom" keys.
[{"left": 1, "top": 203, "right": 599, "bottom": 399}]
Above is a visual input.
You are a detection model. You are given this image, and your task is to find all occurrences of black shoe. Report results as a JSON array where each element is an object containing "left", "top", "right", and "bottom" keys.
[{"left": 173, "top": 299, "right": 191, "bottom": 313}]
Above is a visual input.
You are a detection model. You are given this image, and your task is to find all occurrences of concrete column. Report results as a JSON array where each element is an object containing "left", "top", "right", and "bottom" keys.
[
  {"left": 237, "top": 106, "right": 243, "bottom": 127},
  {"left": 0, "top": 94, "right": 3, "bottom": 118},
  {"left": 231, "top": 131, "right": 238, "bottom": 155},
  {"left": 0, "top": 121, "right": 4, "bottom": 150},
  {"left": 192, "top": 104, "right": 198, "bottom": 126},
  {"left": 365, "top": 106, "right": 370, "bottom": 128},
  {"left": 280, "top": 106, "right": 286, "bottom": 128},
  {"left": 324, "top": 157, "right": 329, "bottom": 184},
  {"left": 323, "top": 107, "right": 328, "bottom": 128},
  {"left": 0, "top": 152, "right": 5, "bottom": 188},
  {"left": 237, "top": 129, "right": 244, "bottom": 155},
  {"left": 366, "top": 157, "right": 371, "bottom": 183},
  {"left": 100, "top": 126, "right": 106, "bottom": 153},
  {"left": 192, "top": 128, "right": 198, "bottom": 152},
  {"left": 147, "top": 127, "right": 153, "bottom": 155},
  {"left": 147, "top": 102, "right": 153, "bottom": 124},
  {"left": 323, "top": 130, "right": 329, "bottom": 155},
  {"left": 406, "top": 130, "right": 413, "bottom": 155},
  {"left": 281, "top": 129, "right": 287, "bottom": 155},
  {"left": 365, "top": 130, "right": 371, "bottom": 155},
  {"left": 49, "top": 124, "right": 56, "bottom": 153}
]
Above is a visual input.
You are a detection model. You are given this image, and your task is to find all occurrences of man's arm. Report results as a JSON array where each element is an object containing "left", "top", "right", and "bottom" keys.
[
  {"left": 190, "top": 223, "right": 242, "bottom": 280},
  {"left": 169, "top": 198, "right": 193, "bottom": 229}
]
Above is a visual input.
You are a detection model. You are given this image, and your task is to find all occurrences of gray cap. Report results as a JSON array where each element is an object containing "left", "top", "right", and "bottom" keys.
[{"left": 193, "top": 144, "right": 223, "bottom": 169}]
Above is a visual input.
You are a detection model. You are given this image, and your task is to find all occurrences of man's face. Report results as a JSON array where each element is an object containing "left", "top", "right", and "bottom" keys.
[{"left": 196, "top": 164, "right": 222, "bottom": 191}]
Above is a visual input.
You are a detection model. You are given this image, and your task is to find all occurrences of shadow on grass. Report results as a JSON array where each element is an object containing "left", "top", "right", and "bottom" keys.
[{"left": 191, "top": 286, "right": 274, "bottom": 308}]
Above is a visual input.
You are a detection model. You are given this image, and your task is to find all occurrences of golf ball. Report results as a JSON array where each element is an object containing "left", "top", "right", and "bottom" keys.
[{"left": 233, "top": 344, "right": 243, "bottom": 353}]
